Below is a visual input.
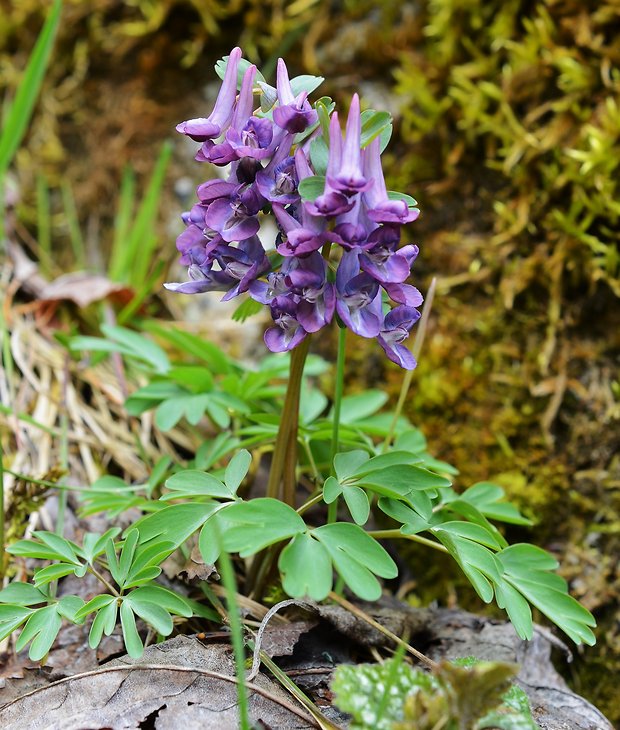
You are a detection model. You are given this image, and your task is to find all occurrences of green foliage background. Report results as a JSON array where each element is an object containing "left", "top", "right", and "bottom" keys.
[{"left": 2, "top": 0, "right": 618, "bottom": 720}]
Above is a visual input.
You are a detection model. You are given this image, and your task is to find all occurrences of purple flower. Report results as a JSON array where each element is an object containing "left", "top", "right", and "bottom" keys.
[
  {"left": 264, "top": 296, "right": 308, "bottom": 352},
  {"left": 255, "top": 137, "right": 299, "bottom": 204},
  {"left": 272, "top": 59, "right": 318, "bottom": 134},
  {"left": 304, "top": 114, "right": 355, "bottom": 218},
  {"left": 359, "top": 230, "right": 417, "bottom": 284},
  {"left": 176, "top": 48, "right": 242, "bottom": 141},
  {"left": 284, "top": 253, "right": 335, "bottom": 333},
  {"left": 328, "top": 94, "right": 370, "bottom": 197},
  {"left": 170, "top": 48, "right": 425, "bottom": 369},
  {"left": 215, "top": 237, "right": 270, "bottom": 300},
  {"left": 335, "top": 251, "right": 383, "bottom": 337},
  {"left": 377, "top": 306, "right": 421, "bottom": 370},
  {"left": 383, "top": 282, "right": 423, "bottom": 307},
  {"left": 205, "top": 185, "right": 263, "bottom": 242},
  {"left": 164, "top": 245, "right": 232, "bottom": 295},
  {"left": 363, "top": 138, "right": 420, "bottom": 225},
  {"left": 273, "top": 203, "right": 326, "bottom": 256}
]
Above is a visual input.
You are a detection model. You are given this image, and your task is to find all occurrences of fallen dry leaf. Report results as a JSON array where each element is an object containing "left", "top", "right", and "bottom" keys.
[
  {"left": 36, "top": 272, "right": 133, "bottom": 308},
  {"left": 0, "top": 636, "right": 316, "bottom": 730}
]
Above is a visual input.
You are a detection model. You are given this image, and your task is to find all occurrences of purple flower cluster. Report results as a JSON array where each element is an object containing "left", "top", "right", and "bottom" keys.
[{"left": 167, "top": 47, "right": 423, "bottom": 369}]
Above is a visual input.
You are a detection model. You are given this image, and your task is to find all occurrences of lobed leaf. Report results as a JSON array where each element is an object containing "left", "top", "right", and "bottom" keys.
[{"left": 279, "top": 533, "right": 333, "bottom": 600}]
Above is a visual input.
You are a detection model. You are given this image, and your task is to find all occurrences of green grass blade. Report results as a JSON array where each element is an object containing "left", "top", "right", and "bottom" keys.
[
  {"left": 108, "top": 165, "right": 136, "bottom": 281},
  {"left": 60, "top": 180, "right": 85, "bottom": 268},
  {"left": 0, "top": 0, "right": 62, "bottom": 176},
  {"left": 112, "top": 142, "right": 172, "bottom": 287}
]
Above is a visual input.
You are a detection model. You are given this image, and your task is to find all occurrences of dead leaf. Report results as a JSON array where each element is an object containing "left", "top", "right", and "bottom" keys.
[
  {"left": 0, "top": 636, "right": 316, "bottom": 730},
  {"left": 261, "top": 621, "right": 318, "bottom": 659},
  {"left": 36, "top": 272, "right": 133, "bottom": 308}
]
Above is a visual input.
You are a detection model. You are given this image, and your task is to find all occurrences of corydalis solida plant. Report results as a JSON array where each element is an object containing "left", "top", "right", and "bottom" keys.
[{"left": 167, "top": 47, "right": 423, "bottom": 370}]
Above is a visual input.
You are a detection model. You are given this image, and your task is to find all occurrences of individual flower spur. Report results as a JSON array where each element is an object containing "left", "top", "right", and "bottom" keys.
[{"left": 167, "top": 48, "right": 423, "bottom": 369}]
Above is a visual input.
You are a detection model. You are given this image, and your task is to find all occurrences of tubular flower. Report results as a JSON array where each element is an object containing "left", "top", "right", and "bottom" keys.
[{"left": 168, "top": 49, "right": 423, "bottom": 368}]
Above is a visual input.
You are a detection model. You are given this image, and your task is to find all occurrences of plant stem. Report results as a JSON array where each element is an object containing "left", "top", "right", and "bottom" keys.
[
  {"left": 296, "top": 492, "right": 324, "bottom": 516},
  {"left": 218, "top": 548, "right": 251, "bottom": 730},
  {"left": 327, "top": 326, "right": 347, "bottom": 523},
  {"left": 368, "top": 528, "right": 449, "bottom": 554},
  {"left": 266, "top": 337, "right": 310, "bottom": 506},
  {"left": 0, "top": 437, "right": 5, "bottom": 579},
  {"left": 382, "top": 276, "right": 437, "bottom": 452},
  {"left": 88, "top": 565, "right": 120, "bottom": 597}
]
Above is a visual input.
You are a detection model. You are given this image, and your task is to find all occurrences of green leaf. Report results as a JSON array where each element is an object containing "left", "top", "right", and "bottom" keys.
[
  {"left": 333, "top": 450, "right": 370, "bottom": 480},
  {"left": 231, "top": 296, "right": 264, "bottom": 322},
  {"left": 155, "top": 394, "right": 210, "bottom": 430},
  {"left": 82, "top": 528, "right": 123, "bottom": 564},
  {"left": 6, "top": 540, "right": 61, "bottom": 561},
  {"left": 57, "top": 595, "right": 85, "bottom": 622},
  {"left": 387, "top": 190, "right": 418, "bottom": 208},
  {"left": 198, "top": 512, "right": 225, "bottom": 564},
  {"left": 167, "top": 366, "right": 214, "bottom": 392},
  {"left": 224, "top": 449, "right": 252, "bottom": 493},
  {"left": 436, "top": 520, "right": 504, "bottom": 551},
  {"left": 460, "top": 483, "right": 532, "bottom": 526},
  {"left": 129, "top": 586, "right": 193, "bottom": 618},
  {"left": 360, "top": 109, "right": 393, "bottom": 149},
  {"left": 442, "top": 499, "right": 508, "bottom": 549},
  {"left": 16, "top": 604, "right": 62, "bottom": 661},
  {"left": 434, "top": 530, "right": 501, "bottom": 603},
  {"left": 163, "top": 470, "right": 233, "bottom": 500},
  {"left": 33, "top": 563, "right": 77, "bottom": 587},
  {"left": 350, "top": 450, "right": 423, "bottom": 478},
  {"left": 75, "top": 594, "right": 115, "bottom": 620},
  {"left": 195, "top": 433, "right": 240, "bottom": 470},
  {"left": 205, "top": 399, "right": 232, "bottom": 429},
  {"left": 299, "top": 388, "right": 328, "bottom": 425},
  {"left": 146, "top": 326, "right": 233, "bottom": 374},
  {"left": 298, "top": 175, "right": 325, "bottom": 202},
  {"left": 32, "top": 531, "right": 81, "bottom": 564},
  {"left": 394, "top": 428, "right": 426, "bottom": 453},
  {"left": 0, "top": 583, "right": 47, "bottom": 606},
  {"left": 279, "top": 533, "right": 333, "bottom": 600},
  {"left": 343, "top": 486, "right": 370, "bottom": 526},
  {"left": 316, "top": 97, "right": 333, "bottom": 139},
  {"left": 314, "top": 523, "right": 397, "bottom": 601},
  {"left": 219, "top": 499, "right": 306, "bottom": 557},
  {"left": 309, "top": 136, "right": 329, "bottom": 176},
  {"left": 497, "top": 544, "right": 596, "bottom": 645},
  {"left": 126, "top": 599, "right": 173, "bottom": 636},
  {"left": 125, "top": 382, "right": 188, "bottom": 415},
  {"left": 118, "top": 529, "right": 140, "bottom": 586},
  {"left": 125, "top": 540, "right": 176, "bottom": 587},
  {"left": 88, "top": 599, "right": 119, "bottom": 649},
  {"left": 120, "top": 600, "right": 143, "bottom": 658},
  {"left": 105, "top": 538, "right": 122, "bottom": 587},
  {"left": 88, "top": 605, "right": 110, "bottom": 649},
  {"left": 123, "top": 566, "right": 161, "bottom": 587},
  {"left": 323, "top": 476, "right": 342, "bottom": 504},
  {"left": 338, "top": 391, "right": 388, "bottom": 423},
  {"left": 378, "top": 498, "right": 433, "bottom": 534},
  {"left": 133, "top": 502, "right": 221, "bottom": 548},
  {"left": 214, "top": 54, "right": 266, "bottom": 89},
  {"left": 102, "top": 325, "right": 171, "bottom": 373},
  {"left": 332, "top": 658, "right": 437, "bottom": 730},
  {"left": 494, "top": 580, "right": 533, "bottom": 642},
  {"left": 290, "top": 74, "right": 324, "bottom": 97},
  {"left": 358, "top": 464, "right": 451, "bottom": 492},
  {"left": 0, "top": 605, "right": 33, "bottom": 642}
]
